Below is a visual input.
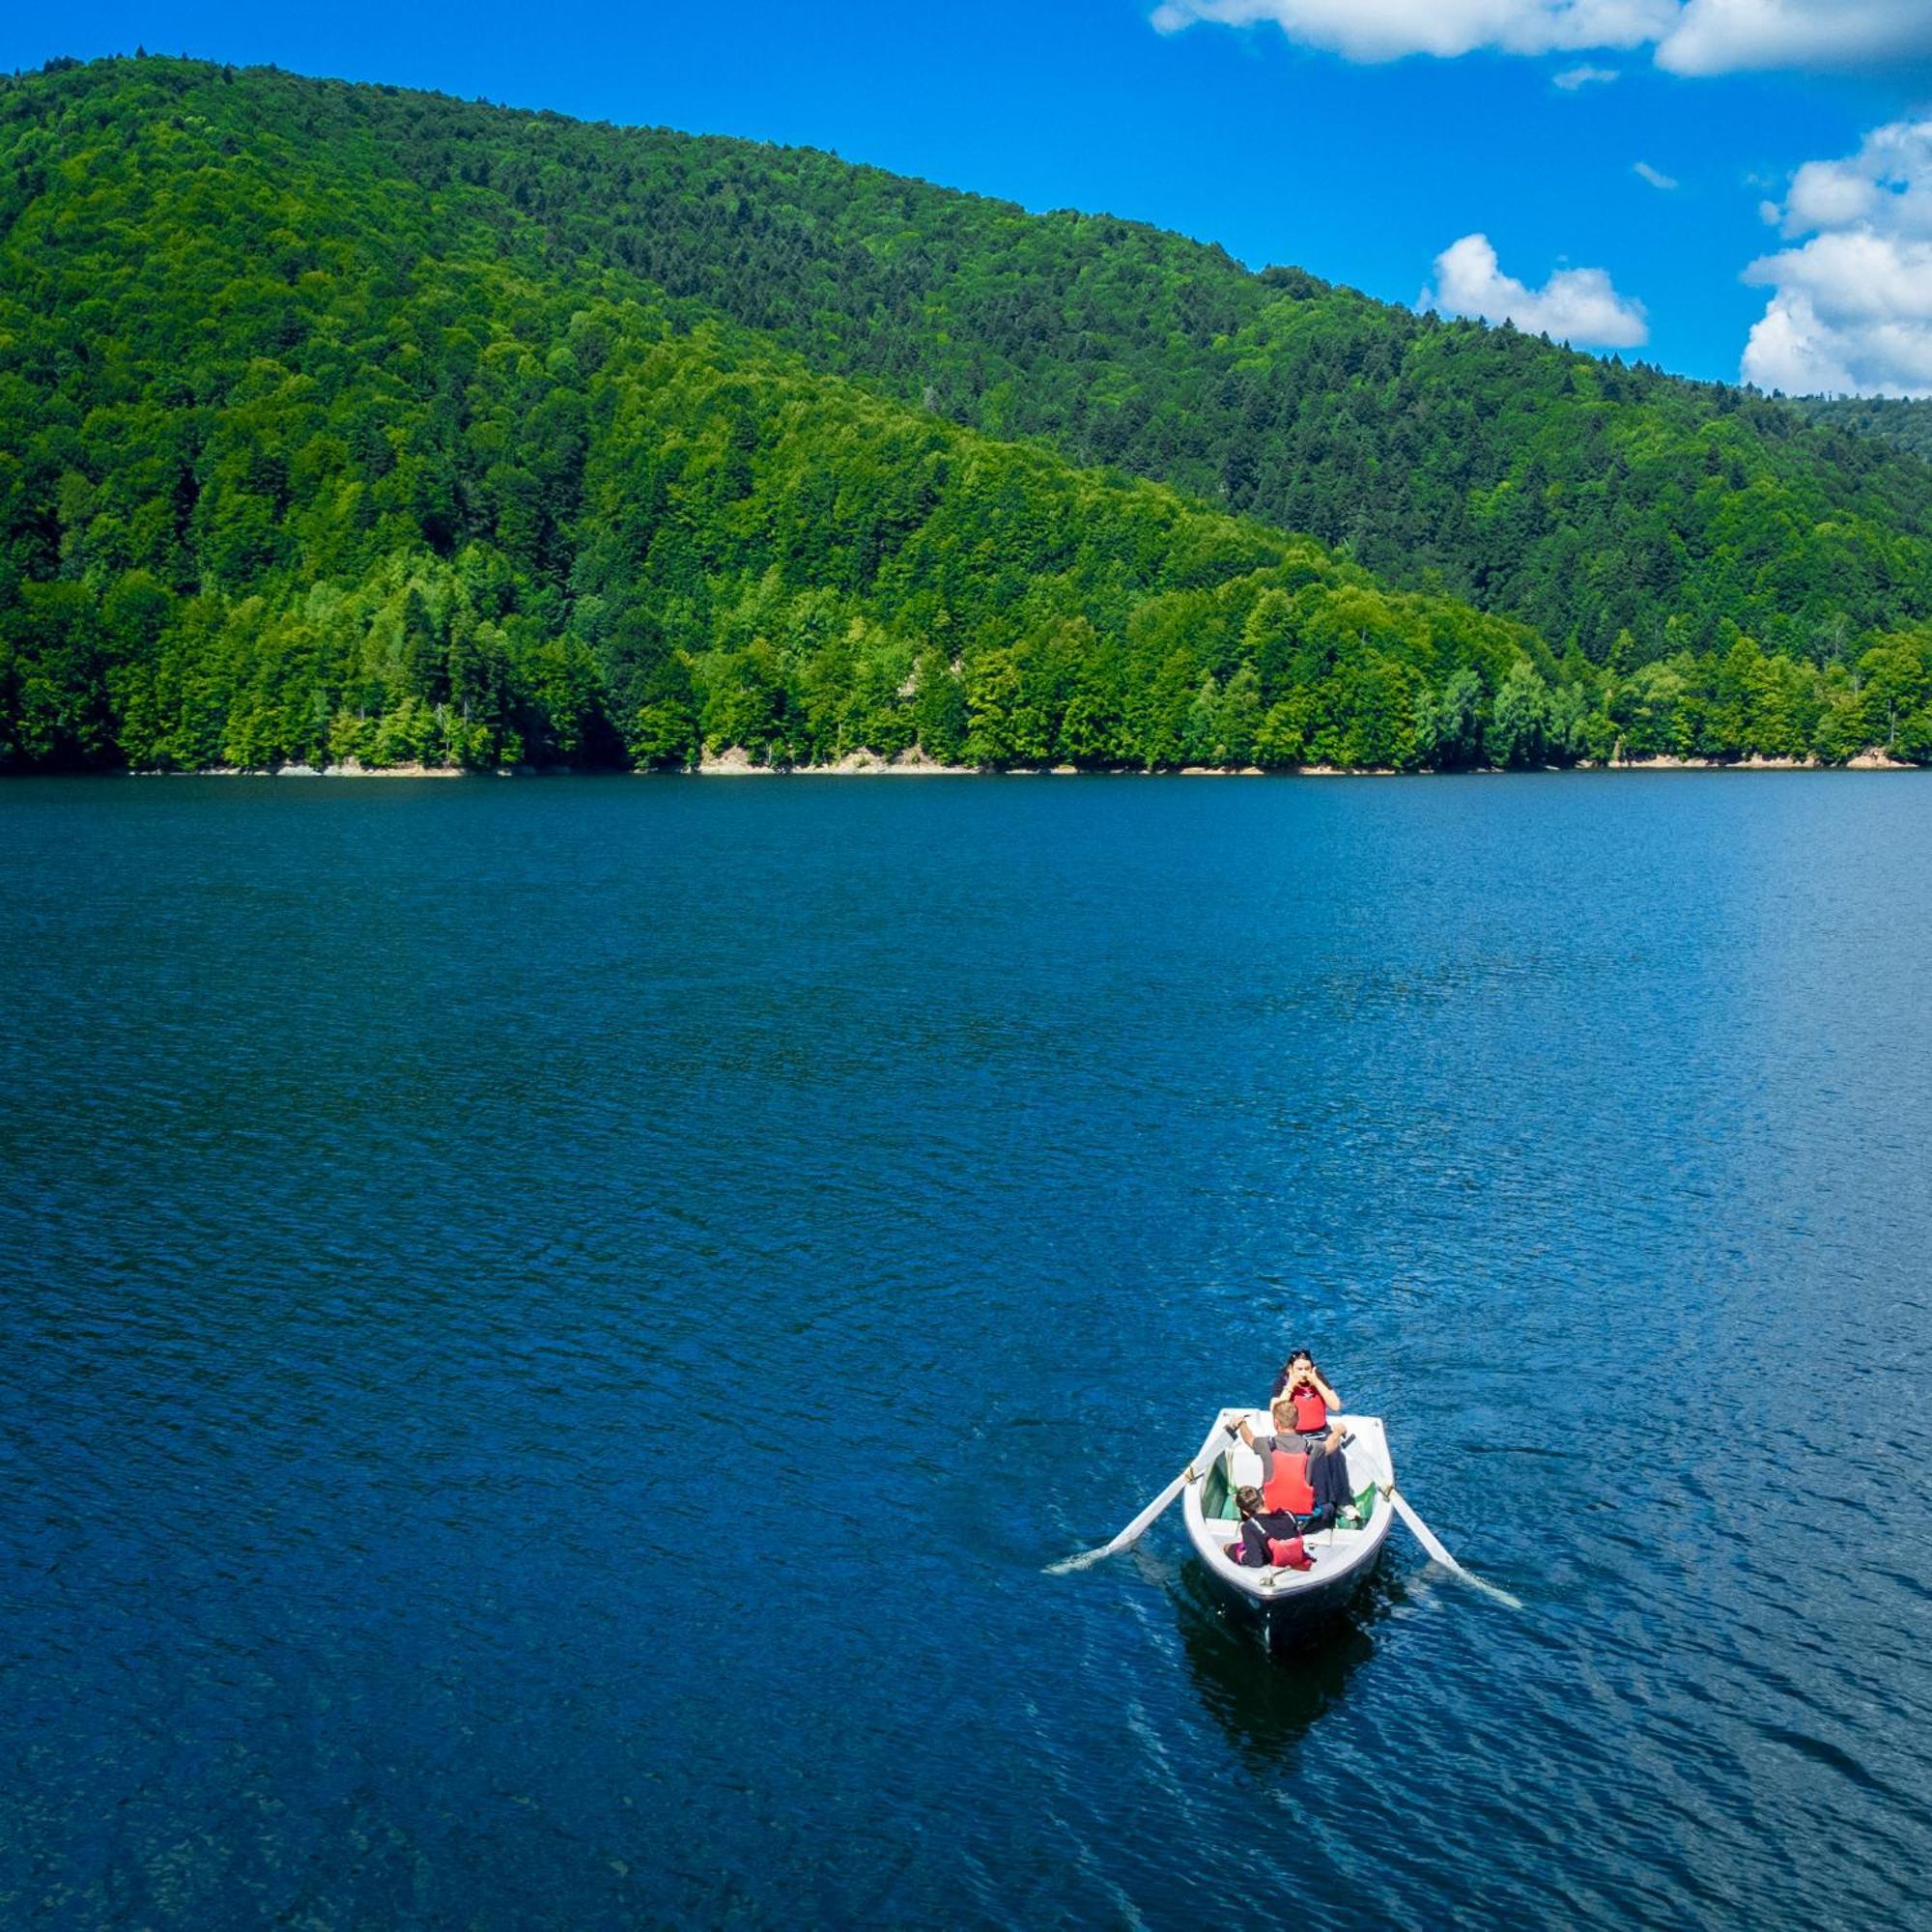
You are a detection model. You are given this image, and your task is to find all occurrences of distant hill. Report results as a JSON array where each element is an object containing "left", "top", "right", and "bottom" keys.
[
  {"left": 1, "top": 56, "right": 1927, "bottom": 770},
  {"left": 1790, "top": 396, "right": 1932, "bottom": 466}
]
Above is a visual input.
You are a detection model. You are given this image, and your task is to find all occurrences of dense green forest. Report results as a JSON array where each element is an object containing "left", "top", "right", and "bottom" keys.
[
  {"left": 2, "top": 54, "right": 1930, "bottom": 772},
  {"left": 64, "top": 53, "right": 1925, "bottom": 667},
  {"left": 1793, "top": 396, "right": 1932, "bottom": 467}
]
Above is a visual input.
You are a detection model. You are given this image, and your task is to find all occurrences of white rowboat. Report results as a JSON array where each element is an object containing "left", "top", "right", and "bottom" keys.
[{"left": 1180, "top": 1408, "right": 1397, "bottom": 1637}]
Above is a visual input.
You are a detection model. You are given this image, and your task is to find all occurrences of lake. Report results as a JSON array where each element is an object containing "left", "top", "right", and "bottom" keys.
[{"left": 2, "top": 773, "right": 1929, "bottom": 1929}]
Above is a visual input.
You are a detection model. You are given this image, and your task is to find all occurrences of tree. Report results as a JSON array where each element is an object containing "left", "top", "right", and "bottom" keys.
[
  {"left": 1218, "top": 663, "right": 1261, "bottom": 765},
  {"left": 3, "top": 582, "right": 113, "bottom": 769},
  {"left": 912, "top": 647, "right": 968, "bottom": 763},
  {"left": 1426, "top": 666, "right": 1484, "bottom": 768},
  {"left": 1854, "top": 632, "right": 1930, "bottom": 756},
  {"left": 631, "top": 651, "right": 698, "bottom": 768},
  {"left": 1614, "top": 661, "right": 1687, "bottom": 760},
  {"left": 1487, "top": 662, "right": 1550, "bottom": 768},
  {"left": 1182, "top": 674, "right": 1221, "bottom": 765}
]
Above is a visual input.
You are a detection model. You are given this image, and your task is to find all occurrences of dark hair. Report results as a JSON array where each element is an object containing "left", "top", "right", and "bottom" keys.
[
  {"left": 1289, "top": 1348, "right": 1314, "bottom": 1367},
  {"left": 1236, "top": 1484, "right": 1264, "bottom": 1519}
]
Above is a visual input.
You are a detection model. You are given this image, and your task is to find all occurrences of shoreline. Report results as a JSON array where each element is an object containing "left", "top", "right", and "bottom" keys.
[{"left": 85, "top": 749, "right": 1921, "bottom": 780}]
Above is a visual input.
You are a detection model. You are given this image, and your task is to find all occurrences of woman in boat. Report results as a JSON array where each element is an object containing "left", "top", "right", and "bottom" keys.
[
  {"left": 1270, "top": 1349, "right": 1342, "bottom": 1446},
  {"left": 1226, "top": 1484, "right": 1313, "bottom": 1570}
]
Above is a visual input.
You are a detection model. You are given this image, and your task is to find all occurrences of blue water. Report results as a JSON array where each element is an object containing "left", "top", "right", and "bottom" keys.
[{"left": 3, "top": 774, "right": 1929, "bottom": 1929}]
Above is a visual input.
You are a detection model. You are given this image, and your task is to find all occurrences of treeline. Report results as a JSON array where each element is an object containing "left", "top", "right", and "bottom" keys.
[
  {"left": 1, "top": 56, "right": 1929, "bottom": 774},
  {"left": 15, "top": 58, "right": 1925, "bottom": 668}
]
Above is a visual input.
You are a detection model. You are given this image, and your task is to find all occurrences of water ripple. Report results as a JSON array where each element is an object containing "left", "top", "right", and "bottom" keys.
[{"left": 2, "top": 774, "right": 1930, "bottom": 1928}]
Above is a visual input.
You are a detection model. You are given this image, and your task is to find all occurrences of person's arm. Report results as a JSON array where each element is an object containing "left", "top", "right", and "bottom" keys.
[
  {"left": 1312, "top": 1368, "right": 1341, "bottom": 1409},
  {"left": 1235, "top": 1416, "right": 1257, "bottom": 1449}
]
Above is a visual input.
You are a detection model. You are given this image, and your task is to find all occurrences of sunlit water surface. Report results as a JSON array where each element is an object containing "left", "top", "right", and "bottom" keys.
[{"left": 2, "top": 774, "right": 1928, "bottom": 1929}]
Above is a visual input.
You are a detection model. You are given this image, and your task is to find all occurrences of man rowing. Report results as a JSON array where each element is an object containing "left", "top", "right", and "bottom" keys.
[{"left": 1228, "top": 1386, "right": 1352, "bottom": 1529}]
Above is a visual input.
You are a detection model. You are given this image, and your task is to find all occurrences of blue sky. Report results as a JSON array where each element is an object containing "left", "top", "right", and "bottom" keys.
[{"left": 11, "top": 2, "right": 1932, "bottom": 392}]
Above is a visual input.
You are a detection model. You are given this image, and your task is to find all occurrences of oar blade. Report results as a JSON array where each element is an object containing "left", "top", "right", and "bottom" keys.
[
  {"left": 1388, "top": 1488, "right": 1522, "bottom": 1609},
  {"left": 1044, "top": 1456, "right": 1199, "bottom": 1576},
  {"left": 1042, "top": 1545, "right": 1112, "bottom": 1577}
]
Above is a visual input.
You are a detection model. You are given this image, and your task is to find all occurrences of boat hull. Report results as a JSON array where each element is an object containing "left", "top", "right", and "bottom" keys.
[
  {"left": 1191, "top": 1536, "right": 1387, "bottom": 1639},
  {"left": 1180, "top": 1410, "right": 1396, "bottom": 1642}
]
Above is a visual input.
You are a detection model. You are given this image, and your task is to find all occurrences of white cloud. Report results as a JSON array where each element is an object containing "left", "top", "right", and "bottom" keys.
[
  {"left": 1151, "top": 0, "right": 1932, "bottom": 73},
  {"left": 1553, "top": 63, "right": 1620, "bottom": 86},
  {"left": 1422, "top": 234, "right": 1651, "bottom": 346},
  {"left": 1743, "top": 120, "right": 1932, "bottom": 395},
  {"left": 1656, "top": 0, "right": 1932, "bottom": 74},
  {"left": 1634, "top": 160, "right": 1679, "bottom": 188},
  {"left": 1740, "top": 294, "right": 1858, "bottom": 393},
  {"left": 1148, "top": 0, "right": 1670, "bottom": 64}
]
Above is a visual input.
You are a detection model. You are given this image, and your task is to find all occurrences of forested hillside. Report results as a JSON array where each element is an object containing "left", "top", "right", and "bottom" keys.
[
  {"left": 3, "top": 55, "right": 1930, "bottom": 771},
  {"left": 63, "top": 54, "right": 1925, "bottom": 667},
  {"left": 1793, "top": 397, "right": 1932, "bottom": 467}
]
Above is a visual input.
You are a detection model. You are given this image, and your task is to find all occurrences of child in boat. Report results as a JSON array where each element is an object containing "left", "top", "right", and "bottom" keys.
[{"left": 1226, "top": 1484, "right": 1313, "bottom": 1570}]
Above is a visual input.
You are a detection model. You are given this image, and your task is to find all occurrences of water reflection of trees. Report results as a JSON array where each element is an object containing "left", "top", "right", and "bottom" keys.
[{"left": 1169, "top": 1559, "right": 1396, "bottom": 1763}]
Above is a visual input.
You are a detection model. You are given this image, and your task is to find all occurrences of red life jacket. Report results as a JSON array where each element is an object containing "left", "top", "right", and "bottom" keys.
[
  {"left": 1291, "top": 1385, "right": 1326, "bottom": 1433},
  {"left": 1262, "top": 1449, "right": 1315, "bottom": 1517},
  {"left": 1225, "top": 1530, "right": 1312, "bottom": 1571}
]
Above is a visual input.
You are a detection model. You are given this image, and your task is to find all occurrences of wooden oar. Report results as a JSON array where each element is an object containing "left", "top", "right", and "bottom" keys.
[
  {"left": 1045, "top": 1416, "right": 1236, "bottom": 1575},
  {"left": 1383, "top": 1484, "right": 1522, "bottom": 1608}
]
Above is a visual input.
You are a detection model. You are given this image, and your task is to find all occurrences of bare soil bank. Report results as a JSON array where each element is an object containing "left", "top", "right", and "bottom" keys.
[{"left": 113, "top": 748, "right": 1920, "bottom": 779}]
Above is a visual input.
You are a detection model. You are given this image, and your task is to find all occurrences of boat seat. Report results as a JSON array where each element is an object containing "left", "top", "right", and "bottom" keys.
[{"left": 1203, "top": 1442, "right": 1262, "bottom": 1520}]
